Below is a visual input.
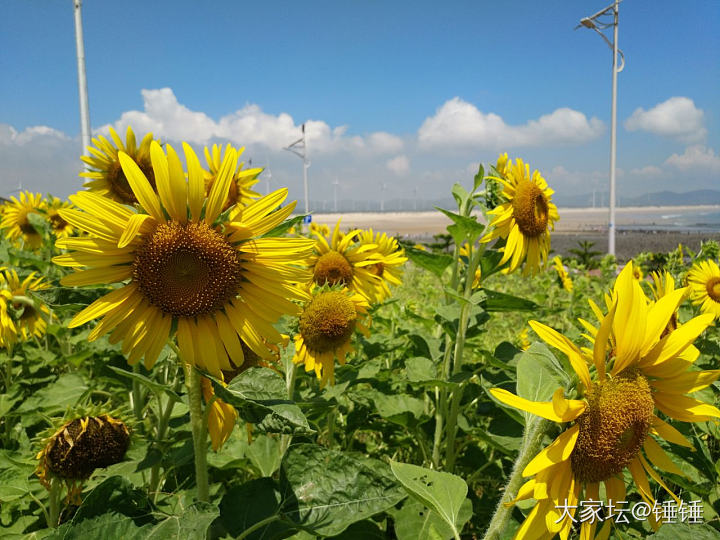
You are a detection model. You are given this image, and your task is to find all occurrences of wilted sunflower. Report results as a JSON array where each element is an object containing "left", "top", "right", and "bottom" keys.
[
  {"left": 0, "top": 268, "right": 51, "bottom": 347},
  {"left": 687, "top": 258, "right": 720, "bottom": 319},
  {"left": 0, "top": 192, "right": 46, "bottom": 250},
  {"left": 307, "top": 220, "right": 383, "bottom": 300},
  {"left": 54, "top": 141, "right": 312, "bottom": 374},
  {"left": 293, "top": 289, "right": 370, "bottom": 387},
  {"left": 552, "top": 256, "right": 573, "bottom": 292},
  {"left": 358, "top": 229, "right": 407, "bottom": 301},
  {"left": 481, "top": 156, "right": 559, "bottom": 275},
  {"left": 80, "top": 126, "right": 158, "bottom": 205},
  {"left": 36, "top": 413, "right": 130, "bottom": 501},
  {"left": 45, "top": 196, "right": 75, "bottom": 238},
  {"left": 490, "top": 262, "right": 719, "bottom": 539},
  {"left": 204, "top": 144, "right": 262, "bottom": 210}
]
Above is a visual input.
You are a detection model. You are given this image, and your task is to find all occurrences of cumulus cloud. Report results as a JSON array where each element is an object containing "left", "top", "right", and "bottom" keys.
[
  {"left": 664, "top": 145, "right": 720, "bottom": 172},
  {"left": 0, "top": 124, "right": 69, "bottom": 146},
  {"left": 418, "top": 97, "right": 604, "bottom": 149},
  {"left": 104, "top": 88, "right": 399, "bottom": 155},
  {"left": 625, "top": 97, "right": 706, "bottom": 143},
  {"left": 386, "top": 155, "right": 410, "bottom": 175},
  {"left": 630, "top": 165, "right": 663, "bottom": 177}
]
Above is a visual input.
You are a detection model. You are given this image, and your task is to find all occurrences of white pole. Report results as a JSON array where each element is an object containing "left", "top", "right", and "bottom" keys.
[
  {"left": 608, "top": 0, "right": 619, "bottom": 256},
  {"left": 302, "top": 125, "right": 310, "bottom": 215},
  {"left": 333, "top": 178, "right": 339, "bottom": 212},
  {"left": 73, "top": 0, "right": 91, "bottom": 164}
]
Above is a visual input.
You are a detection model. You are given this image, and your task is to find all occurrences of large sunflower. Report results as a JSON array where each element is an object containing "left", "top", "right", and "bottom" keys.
[
  {"left": 293, "top": 289, "right": 370, "bottom": 387},
  {"left": 490, "top": 262, "right": 719, "bottom": 539},
  {"left": 204, "top": 144, "right": 262, "bottom": 210},
  {"left": 0, "top": 192, "right": 46, "bottom": 250},
  {"left": 307, "top": 220, "right": 384, "bottom": 301},
  {"left": 357, "top": 229, "right": 407, "bottom": 301},
  {"left": 687, "top": 259, "right": 720, "bottom": 319},
  {"left": 481, "top": 156, "right": 559, "bottom": 275},
  {"left": 54, "top": 141, "right": 313, "bottom": 374},
  {"left": 80, "top": 126, "right": 159, "bottom": 205},
  {"left": 0, "top": 269, "right": 51, "bottom": 348}
]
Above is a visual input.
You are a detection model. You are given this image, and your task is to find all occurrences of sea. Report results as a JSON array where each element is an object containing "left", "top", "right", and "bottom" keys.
[{"left": 618, "top": 210, "right": 720, "bottom": 233}]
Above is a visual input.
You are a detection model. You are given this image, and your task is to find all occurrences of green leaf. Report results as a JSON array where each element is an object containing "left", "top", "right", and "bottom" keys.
[
  {"left": 71, "top": 476, "right": 153, "bottom": 524},
  {"left": 436, "top": 208, "right": 485, "bottom": 244},
  {"left": 0, "top": 393, "right": 18, "bottom": 418},
  {"left": 371, "top": 391, "right": 426, "bottom": 426},
  {"left": 281, "top": 444, "right": 406, "bottom": 536},
  {"left": 392, "top": 497, "right": 473, "bottom": 540},
  {"left": 483, "top": 290, "right": 539, "bottom": 312},
  {"left": 108, "top": 366, "right": 180, "bottom": 400},
  {"left": 219, "top": 478, "right": 291, "bottom": 539},
  {"left": 262, "top": 214, "right": 308, "bottom": 238},
  {"left": 450, "top": 184, "right": 470, "bottom": 211},
  {"left": 514, "top": 343, "right": 569, "bottom": 423},
  {"left": 405, "top": 357, "right": 437, "bottom": 382},
  {"left": 473, "top": 164, "right": 485, "bottom": 193},
  {"left": 147, "top": 502, "right": 219, "bottom": 540},
  {"left": 16, "top": 373, "right": 88, "bottom": 414},
  {"left": 389, "top": 461, "right": 469, "bottom": 538},
  {"left": 479, "top": 249, "right": 504, "bottom": 278},
  {"left": 404, "top": 246, "right": 453, "bottom": 279},
  {"left": 209, "top": 367, "right": 314, "bottom": 435},
  {"left": 48, "top": 513, "right": 151, "bottom": 540},
  {"left": 246, "top": 434, "right": 282, "bottom": 477},
  {"left": 648, "top": 523, "right": 720, "bottom": 539}
]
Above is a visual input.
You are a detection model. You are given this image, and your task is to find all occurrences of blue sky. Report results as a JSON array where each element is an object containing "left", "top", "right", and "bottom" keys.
[{"left": 1, "top": 0, "right": 718, "bottom": 208}]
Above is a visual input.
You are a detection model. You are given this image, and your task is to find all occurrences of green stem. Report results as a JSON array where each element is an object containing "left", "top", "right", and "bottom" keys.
[
  {"left": 131, "top": 363, "right": 144, "bottom": 423},
  {"left": 326, "top": 406, "right": 337, "bottom": 448},
  {"left": 482, "top": 417, "right": 551, "bottom": 540},
  {"left": 149, "top": 392, "right": 177, "bottom": 501},
  {"left": 280, "top": 361, "right": 297, "bottom": 456},
  {"left": 186, "top": 364, "right": 209, "bottom": 502},
  {"left": 47, "top": 477, "right": 62, "bottom": 528},
  {"left": 236, "top": 514, "right": 283, "bottom": 539}
]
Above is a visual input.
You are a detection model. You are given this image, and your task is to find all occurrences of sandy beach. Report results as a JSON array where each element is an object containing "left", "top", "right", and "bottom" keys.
[{"left": 310, "top": 206, "right": 720, "bottom": 261}]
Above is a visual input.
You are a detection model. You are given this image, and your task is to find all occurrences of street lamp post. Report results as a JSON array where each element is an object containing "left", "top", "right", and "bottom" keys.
[
  {"left": 578, "top": 0, "right": 624, "bottom": 257},
  {"left": 284, "top": 124, "right": 311, "bottom": 216},
  {"left": 73, "top": 0, "right": 92, "bottom": 167}
]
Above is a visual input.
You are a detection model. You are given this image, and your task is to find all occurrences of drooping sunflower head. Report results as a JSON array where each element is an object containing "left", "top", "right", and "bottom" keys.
[
  {"left": 552, "top": 256, "right": 573, "bottom": 292},
  {"left": 293, "top": 289, "right": 370, "bottom": 386},
  {"left": 203, "top": 144, "right": 262, "bottom": 210},
  {"left": 80, "top": 126, "right": 159, "bottom": 205},
  {"left": 45, "top": 196, "right": 75, "bottom": 238},
  {"left": 307, "top": 220, "right": 383, "bottom": 300},
  {"left": 55, "top": 140, "right": 313, "bottom": 376},
  {"left": 36, "top": 413, "right": 130, "bottom": 500},
  {"left": 0, "top": 269, "right": 51, "bottom": 347},
  {"left": 0, "top": 191, "right": 46, "bottom": 250},
  {"left": 481, "top": 156, "right": 559, "bottom": 275},
  {"left": 687, "top": 258, "right": 720, "bottom": 319}
]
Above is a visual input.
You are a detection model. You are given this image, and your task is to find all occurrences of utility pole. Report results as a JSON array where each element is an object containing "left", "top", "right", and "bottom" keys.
[
  {"left": 333, "top": 177, "right": 339, "bottom": 212},
  {"left": 284, "top": 124, "right": 311, "bottom": 215},
  {"left": 73, "top": 0, "right": 91, "bottom": 166}
]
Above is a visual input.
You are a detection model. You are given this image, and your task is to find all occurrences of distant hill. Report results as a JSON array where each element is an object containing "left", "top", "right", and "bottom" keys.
[{"left": 554, "top": 190, "right": 720, "bottom": 208}]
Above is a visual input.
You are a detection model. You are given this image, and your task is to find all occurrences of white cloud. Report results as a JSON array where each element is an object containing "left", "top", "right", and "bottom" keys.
[
  {"left": 386, "top": 155, "right": 410, "bottom": 175},
  {"left": 630, "top": 165, "right": 663, "bottom": 177},
  {"left": 103, "top": 88, "right": 397, "bottom": 155},
  {"left": 0, "top": 124, "right": 69, "bottom": 146},
  {"left": 625, "top": 97, "right": 706, "bottom": 143},
  {"left": 664, "top": 145, "right": 720, "bottom": 172},
  {"left": 418, "top": 97, "right": 604, "bottom": 149}
]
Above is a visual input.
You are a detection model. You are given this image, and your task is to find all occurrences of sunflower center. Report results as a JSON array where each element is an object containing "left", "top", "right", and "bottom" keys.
[
  {"left": 49, "top": 213, "right": 68, "bottom": 230},
  {"left": 512, "top": 181, "right": 549, "bottom": 238},
  {"left": 19, "top": 220, "right": 38, "bottom": 235},
  {"left": 570, "top": 371, "right": 654, "bottom": 483},
  {"left": 370, "top": 262, "right": 385, "bottom": 276},
  {"left": 299, "top": 291, "right": 357, "bottom": 353},
  {"left": 108, "top": 157, "right": 156, "bottom": 205},
  {"left": 313, "top": 251, "right": 353, "bottom": 286},
  {"left": 706, "top": 277, "right": 720, "bottom": 302},
  {"left": 133, "top": 221, "right": 242, "bottom": 317}
]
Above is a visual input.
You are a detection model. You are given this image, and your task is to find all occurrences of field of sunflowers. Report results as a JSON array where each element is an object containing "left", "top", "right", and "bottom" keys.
[{"left": 0, "top": 127, "right": 719, "bottom": 539}]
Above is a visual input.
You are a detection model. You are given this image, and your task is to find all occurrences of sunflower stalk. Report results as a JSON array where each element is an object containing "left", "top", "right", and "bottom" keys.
[
  {"left": 445, "top": 242, "right": 485, "bottom": 471},
  {"left": 47, "top": 477, "right": 62, "bottom": 528},
  {"left": 482, "top": 417, "right": 551, "bottom": 540},
  {"left": 185, "top": 363, "right": 210, "bottom": 502}
]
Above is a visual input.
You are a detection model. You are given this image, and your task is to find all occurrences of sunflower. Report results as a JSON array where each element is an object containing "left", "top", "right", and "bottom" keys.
[
  {"left": 80, "top": 126, "right": 159, "bottom": 205},
  {"left": 310, "top": 222, "right": 331, "bottom": 237},
  {"left": 0, "top": 268, "right": 51, "bottom": 348},
  {"left": 687, "top": 259, "right": 720, "bottom": 319},
  {"left": 203, "top": 144, "right": 262, "bottom": 210},
  {"left": 0, "top": 192, "right": 46, "bottom": 250},
  {"left": 45, "top": 196, "right": 75, "bottom": 238},
  {"left": 647, "top": 271, "right": 681, "bottom": 336},
  {"left": 53, "top": 141, "right": 313, "bottom": 374},
  {"left": 307, "top": 220, "right": 384, "bottom": 301},
  {"left": 293, "top": 289, "right": 370, "bottom": 387},
  {"left": 552, "top": 256, "right": 573, "bottom": 292},
  {"left": 481, "top": 156, "right": 559, "bottom": 275},
  {"left": 358, "top": 229, "right": 407, "bottom": 301},
  {"left": 490, "top": 262, "right": 719, "bottom": 539}
]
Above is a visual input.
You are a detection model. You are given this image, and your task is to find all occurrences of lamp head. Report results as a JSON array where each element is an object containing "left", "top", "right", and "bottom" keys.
[{"left": 580, "top": 17, "right": 596, "bottom": 29}]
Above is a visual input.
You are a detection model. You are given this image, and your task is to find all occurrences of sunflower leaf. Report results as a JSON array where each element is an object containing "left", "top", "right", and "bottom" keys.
[
  {"left": 404, "top": 246, "right": 453, "bottom": 278},
  {"left": 389, "top": 461, "right": 470, "bottom": 538},
  {"left": 207, "top": 367, "right": 314, "bottom": 435},
  {"left": 515, "top": 343, "right": 570, "bottom": 423},
  {"left": 262, "top": 214, "right": 308, "bottom": 237},
  {"left": 482, "top": 289, "right": 539, "bottom": 312}
]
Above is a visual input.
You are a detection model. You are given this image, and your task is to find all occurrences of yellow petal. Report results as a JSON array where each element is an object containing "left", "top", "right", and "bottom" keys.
[
  {"left": 643, "top": 437, "right": 685, "bottom": 477},
  {"left": 529, "top": 321, "right": 591, "bottom": 390},
  {"left": 523, "top": 424, "right": 579, "bottom": 477},
  {"left": 68, "top": 283, "right": 138, "bottom": 328},
  {"left": 118, "top": 213, "right": 155, "bottom": 248},
  {"left": 205, "top": 146, "right": 237, "bottom": 224},
  {"left": 183, "top": 142, "right": 205, "bottom": 222},
  {"left": 118, "top": 151, "right": 166, "bottom": 223}
]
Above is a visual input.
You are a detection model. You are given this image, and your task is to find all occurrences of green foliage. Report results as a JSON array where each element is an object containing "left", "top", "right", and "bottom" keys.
[{"left": 568, "top": 240, "right": 603, "bottom": 269}]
